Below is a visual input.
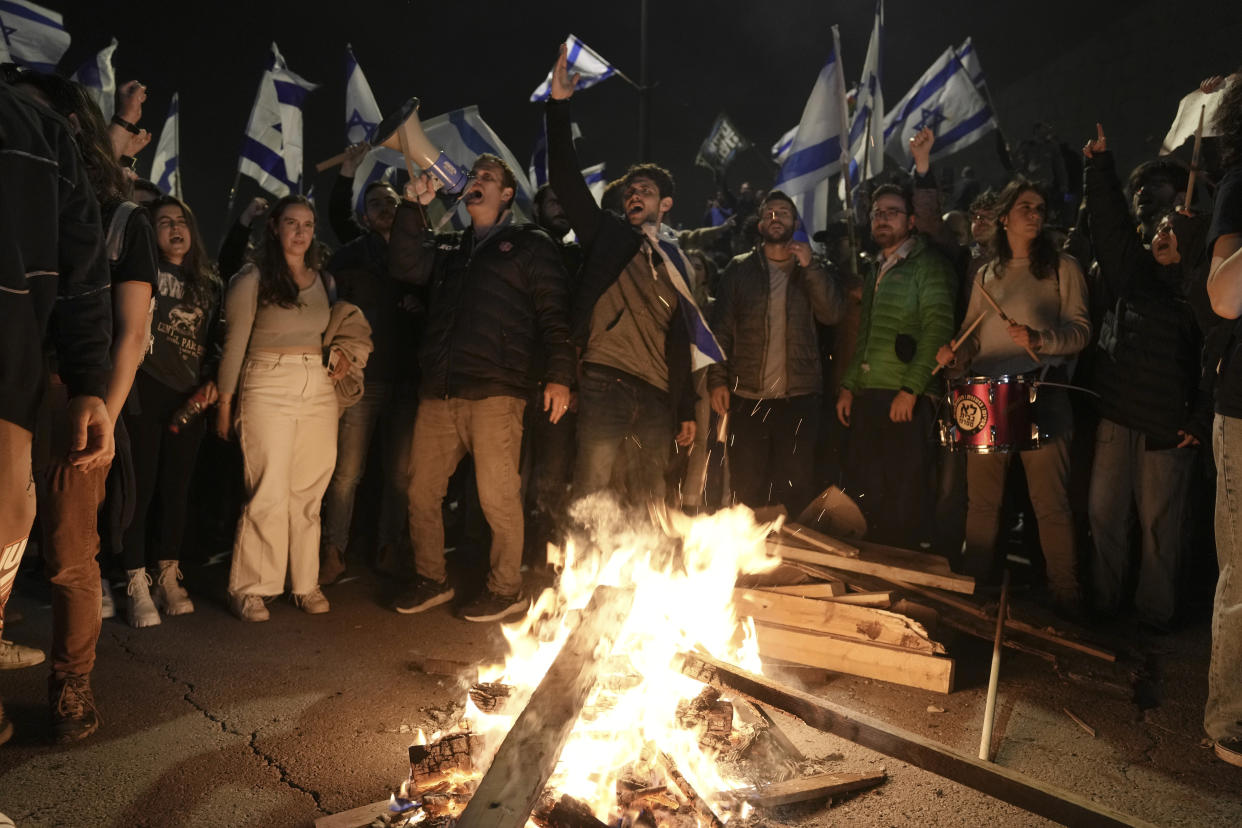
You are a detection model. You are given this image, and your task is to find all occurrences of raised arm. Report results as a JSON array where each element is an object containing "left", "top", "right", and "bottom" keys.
[{"left": 545, "top": 44, "right": 604, "bottom": 246}]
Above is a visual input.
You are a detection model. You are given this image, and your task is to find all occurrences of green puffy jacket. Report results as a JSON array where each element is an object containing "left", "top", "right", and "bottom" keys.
[{"left": 841, "top": 235, "right": 956, "bottom": 396}]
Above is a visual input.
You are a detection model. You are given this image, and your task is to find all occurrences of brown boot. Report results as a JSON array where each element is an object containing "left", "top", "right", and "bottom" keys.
[
  {"left": 50, "top": 673, "right": 99, "bottom": 743},
  {"left": 318, "top": 544, "right": 346, "bottom": 585}
]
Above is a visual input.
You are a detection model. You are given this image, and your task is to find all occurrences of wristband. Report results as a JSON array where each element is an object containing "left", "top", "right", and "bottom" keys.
[
  {"left": 119, "top": 154, "right": 138, "bottom": 170},
  {"left": 111, "top": 114, "right": 141, "bottom": 135}
]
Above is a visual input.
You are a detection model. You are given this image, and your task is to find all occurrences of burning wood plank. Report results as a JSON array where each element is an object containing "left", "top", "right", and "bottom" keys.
[
  {"left": 656, "top": 750, "right": 725, "bottom": 828},
  {"left": 677, "top": 652, "right": 1154, "bottom": 828},
  {"left": 768, "top": 539, "right": 975, "bottom": 595},
  {"left": 455, "top": 585, "right": 635, "bottom": 828},
  {"left": 734, "top": 588, "right": 944, "bottom": 654},
  {"left": 531, "top": 794, "right": 612, "bottom": 828},
  {"left": 759, "top": 582, "right": 846, "bottom": 598},
  {"left": 468, "top": 682, "right": 513, "bottom": 714},
  {"left": 674, "top": 686, "right": 733, "bottom": 750},
  {"left": 408, "top": 731, "right": 478, "bottom": 790},
  {"left": 731, "top": 770, "right": 886, "bottom": 806}
]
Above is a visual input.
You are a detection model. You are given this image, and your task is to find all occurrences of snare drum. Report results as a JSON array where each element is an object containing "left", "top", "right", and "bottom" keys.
[{"left": 939, "top": 375, "right": 1040, "bottom": 453}]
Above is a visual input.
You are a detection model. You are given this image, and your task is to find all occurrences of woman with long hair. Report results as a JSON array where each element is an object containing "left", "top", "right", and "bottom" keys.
[
  {"left": 215, "top": 195, "right": 342, "bottom": 622},
  {"left": 935, "top": 178, "right": 1091, "bottom": 615},
  {"left": 119, "top": 195, "right": 222, "bottom": 628}
]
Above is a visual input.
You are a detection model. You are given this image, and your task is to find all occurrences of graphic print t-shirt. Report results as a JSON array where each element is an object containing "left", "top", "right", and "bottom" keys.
[{"left": 142, "top": 261, "right": 216, "bottom": 393}]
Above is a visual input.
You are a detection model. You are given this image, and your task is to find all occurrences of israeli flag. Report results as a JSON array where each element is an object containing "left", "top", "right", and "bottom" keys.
[
  {"left": 771, "top": 125, "right": 798, "bottom": 165},
  {"left": 582, "top": 161, "right": 606, "bottom": 205},
  {"left": 883, "top": 46, "right": 997, "bottom": 162},
  {"left": 345, "top": 45, "right": 402, "bottom": 215},
  {"left": 0, "top": 0, "right": 70, "bottom": 72},
  {"left": 70, "top": 37, "right": 117, "bottom": 122},
  {"left": 528, "top": 113, "right": 582, "bottom": 189},
  {"left": 846, "top": 1, "right": 884, "bottom": 188},
  {"left": 530, "top": 34, "right": 616, "bottom": 102},
  {"left": 237, "top": 42, "right": 319, "bottom": 198},
  {"left": 955, "top": 37, "right": 986, "bottom": 92},
  {"left": 775, "top": 27, "right": 850, "bottom": 242},
  {"left": 421, "top": 105, "right": 535, "bottom": 219},
  {"left": 648, "top": 224, "right": 723, "bottom": 371},
  {"left": 149, "top": 93, "right": 181, "bottom": 198}
]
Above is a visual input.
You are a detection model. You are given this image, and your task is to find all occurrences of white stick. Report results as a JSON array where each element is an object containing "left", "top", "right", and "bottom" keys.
[{"left": 979, "top": 569, "right": 1010, "bottom": 761}]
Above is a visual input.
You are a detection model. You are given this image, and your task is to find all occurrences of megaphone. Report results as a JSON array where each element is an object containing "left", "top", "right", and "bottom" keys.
[{"left": 375, "top": 97, "right": 468, "bottom": 194}]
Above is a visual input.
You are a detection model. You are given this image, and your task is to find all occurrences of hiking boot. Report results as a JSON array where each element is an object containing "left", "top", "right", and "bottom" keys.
[
  {"left": 153, "top": 561, "right": 194, "bottom": 616},
  {"left": 100, "top": 577, "right": 115, "bottom": 619},
  {"left": 393, "top": 578, "right": 454, "bottom": 615},
  {"left": 230, "top": 593, "right": 270, "bottom": 623},
  {"left": 126, "top": 569, "right": 161, "bottom": 629},
  {"left": 293, "top": 587, "right": 330, "bottom": 614},
  {"left": 318, "top": 544, "right": 346, "bottom": 585},
  {"left": 0, "top": 698, "right": 12, "bottom": 746},
  {"left": 459, "top": 589, "right": 529, "bottom": 623},
  {"left": 0, "top": 638, "right": 45, "bottom": 669},
  {"left": 50, "top": 674, "right": 99, "bottom": 743},
  {"left": 1216, "top": 737, "right": 1242, "bottom": 768}
]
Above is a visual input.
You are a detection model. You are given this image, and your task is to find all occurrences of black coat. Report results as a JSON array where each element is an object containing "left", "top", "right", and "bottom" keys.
[{"left": 388, "top": 203, "right": 575, "bottom": 401}]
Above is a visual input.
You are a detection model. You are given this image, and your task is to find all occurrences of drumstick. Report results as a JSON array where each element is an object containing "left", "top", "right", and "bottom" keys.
[
  {"left": 314, "top": 150, "right": 350, "bottom": 173},
  {"left": 976, "top": 284, "right": 1041, "bottom": 364},
  {"left": 933, "top": 311, "right": 988, "bottom": 375}
]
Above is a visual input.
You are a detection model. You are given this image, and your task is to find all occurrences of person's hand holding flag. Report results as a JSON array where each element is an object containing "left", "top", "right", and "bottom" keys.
[{"left": 550, "top": 43, "right": 581, "bottom": 101}]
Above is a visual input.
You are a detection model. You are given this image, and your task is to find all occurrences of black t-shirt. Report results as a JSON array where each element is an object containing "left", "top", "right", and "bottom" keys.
[
  {"left": 143, "top": 261, "right": 219, "bottom": 393},
  {"left": 1210, "top": 167, "right": 1242, "bottom": 418}
]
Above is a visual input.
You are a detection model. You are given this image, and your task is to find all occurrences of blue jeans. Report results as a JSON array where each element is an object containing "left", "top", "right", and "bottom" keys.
[
  {"left": 1088, "top": 419, "right": 1194, "bottom": 625},
  {"left": 321, "top": 381, "right": 418, "bottom": 552},
  {"left": 573, "top": 364, "right": 674, "bottom": 504},
  {"left": 1208, "top": 414, "right": 1242, "bottom": 743}
]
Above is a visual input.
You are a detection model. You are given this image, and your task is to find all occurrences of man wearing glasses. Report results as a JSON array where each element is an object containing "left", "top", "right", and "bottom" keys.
[
  {"left": 835, "top": 184, "right": 956, "bottom": 548},
  {"left": 708, "top": 192, "right": 845, "bottom": 514}
]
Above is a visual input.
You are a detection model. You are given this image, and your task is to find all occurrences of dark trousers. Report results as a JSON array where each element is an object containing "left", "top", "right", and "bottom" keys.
[
  {"left": 728, "top": 393, "right": 821, "bottom": 516},
  {"left": 574, "top": 364, "right": 674, "bottom": 505},
  {"left": 523, "top": 384, "right": 576, "bottom": 555},
  {"left": 841, "top": 389, "right": 935, "bottom": 548},
  {"left": 121, "top": 371, "right": 205, "bottom": 570}
]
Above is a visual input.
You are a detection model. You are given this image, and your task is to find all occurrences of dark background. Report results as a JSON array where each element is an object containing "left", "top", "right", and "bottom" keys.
[{"left": 47, "top": 0, "right": 1242, "bottom": 249}]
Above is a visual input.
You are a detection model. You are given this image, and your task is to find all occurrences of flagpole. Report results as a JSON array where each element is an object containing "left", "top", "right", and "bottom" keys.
[
  {"left": 638, "top": 0, "right": 651, "bottom": 160},
  {"left": 174, "top": 93, "right": 182, "bottom": 201}
]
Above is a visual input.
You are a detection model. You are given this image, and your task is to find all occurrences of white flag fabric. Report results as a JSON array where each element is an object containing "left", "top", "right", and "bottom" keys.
[
  {"left": 0, "top": 0, "right": 70, "bottom": 72},
  {"left": 771, "top": 125, "right": 798, "bottom": 164},
  {"left": 846, "top": 1, "right": 884, "bottom": 188},
  {"left": 344, "top": 45, "right": 402, "bottom": 215},
  {"left": 883, "top": 46, "right": 997, "bottom": 162},
  {"left": 530, "top": 34, "right": 617, "bottom": 102},
  {"left": 149, "top": 93, "right": 181, "bottom": 198},
  {"left": 71, "top": 38, "right": 117, "bottom": 121},
  {"left": 775, "top": 27, "right": 850, "bottom": 242},
  {"left": 582, "top": 161, "right": 607, "bottom": 205},
  {"left": 1161, "top": 79, "right": 1229, "bottom": 154},
  {"left": 955, "top": 37, "right": 986, "bottom": 92},
  {"left": 238, "top": 42, "right": 320, "bottom": 198}
]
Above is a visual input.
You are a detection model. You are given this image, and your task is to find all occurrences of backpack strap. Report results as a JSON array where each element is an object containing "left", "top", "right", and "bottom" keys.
[{"left": 105, "top": 200, "right": 140, "bottom": 264}]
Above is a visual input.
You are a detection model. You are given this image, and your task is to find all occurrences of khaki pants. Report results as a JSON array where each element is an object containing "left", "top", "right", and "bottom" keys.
[
  {"left": 229, "top": 354, "right": 338, "bottom": 598},
  {"left": 0, "top": 419, "right": 37, "bottom": 637},
  {"left": 408, "top": 396, "right": 526, "bottom": 596}
]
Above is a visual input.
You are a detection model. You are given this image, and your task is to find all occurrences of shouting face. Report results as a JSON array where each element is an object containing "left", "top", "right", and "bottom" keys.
[
  {"left": 622, "top": 176, "right": 671, "bottom": 227},
  {"left": 1151, "top": 215, "right": 1181, "bottom": 266},
  {"left": 154, "top": 204, "right": 192, "bottom": 266}
]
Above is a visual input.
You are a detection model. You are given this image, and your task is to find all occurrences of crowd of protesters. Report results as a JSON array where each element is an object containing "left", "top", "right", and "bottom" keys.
[{"left": 1, "top": 44, "right": 1240, "bottom": 772}]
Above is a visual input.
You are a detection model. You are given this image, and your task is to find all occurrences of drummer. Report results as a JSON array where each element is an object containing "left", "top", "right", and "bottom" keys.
[{"left": 935, "top": 178, "right": 1091, "bottom": 614}]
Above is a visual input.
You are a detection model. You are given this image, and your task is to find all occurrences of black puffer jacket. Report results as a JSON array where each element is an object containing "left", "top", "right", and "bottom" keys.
[
  {"left": 707, "top": 247, "right": 843, "bottom": 397},
  {"left": 388, "top": 202, "right": 574, "bottom": 401},
  {"left": 1085, "top": 151, "right": 1214, "bottom": 447}
]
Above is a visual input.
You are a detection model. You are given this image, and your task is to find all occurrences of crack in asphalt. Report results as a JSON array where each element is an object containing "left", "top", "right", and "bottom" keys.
[{"left": 109, "top": 631, "right": 328, "bottom": 815}]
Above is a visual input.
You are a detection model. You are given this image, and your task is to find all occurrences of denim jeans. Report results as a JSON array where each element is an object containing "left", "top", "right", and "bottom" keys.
[
  {"left": 1088, "top": 418, "right": 1194, "bottom": 625},
  {"left": 728, "top": 393, "right": 821, "bottom": 515},
  {"left": 1207, "top": 414, "right": 1242, "bottom": 743},
  {"left": 321, "top": 381, "right": 418, "bottom": 552},
  {"left": 573, "top": 364, "right": 675, "bottom": 505}
]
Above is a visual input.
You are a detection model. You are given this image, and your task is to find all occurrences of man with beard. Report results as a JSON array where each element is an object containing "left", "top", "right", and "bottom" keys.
[
  {"left": 389, "top": 154, "right": 574, "bottom": 622},
  {"left": 707, "top": 192, "right": 844, "bottom": 514},
  {"left": 836, "top": 184, "right": 955, "bottom": 548},
  {"left": 319, "top": 176, "right": 425, "bottom": 583}
]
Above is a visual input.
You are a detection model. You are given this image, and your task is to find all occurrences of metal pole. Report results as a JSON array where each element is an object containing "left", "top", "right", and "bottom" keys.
[{"left": 638, "top": 0, "right": 650, "bottom": 160}]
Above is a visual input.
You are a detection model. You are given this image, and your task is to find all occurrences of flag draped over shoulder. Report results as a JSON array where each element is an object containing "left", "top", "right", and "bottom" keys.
[
  {"left": 238, "top": 42, "right": 320, "bottom": 198},
  {"left": 646, "top": 224, "right": 723, "bottom": 371},
  {"left": 883, "top": 46, "right": 996, "bottom": 162},
  {"left": 0, "top": 0, "right": 70, "bottom": 72},
  {"left": 344, "top": 45, "right": 402, "bottom": 215},
  {"left": 846, "top": 1, "right": 884, "bottom": 188},
  {"left": 149, "top": 93, "right": 181, "bottom": 198},
  {"left": 71, "top": 37, "right": 117, "bottom": 121},
  {"left": 530, "top": 34, "right": 616, "bottom": 102}
]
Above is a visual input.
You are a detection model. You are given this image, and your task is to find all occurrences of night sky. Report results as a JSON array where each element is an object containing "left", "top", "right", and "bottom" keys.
[{"left": 45, "top": 1, "right": 1238, "bottom": 248}]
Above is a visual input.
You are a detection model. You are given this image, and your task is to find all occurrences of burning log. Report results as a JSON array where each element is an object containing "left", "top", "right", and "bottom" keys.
[
  {"left": 731, "top": 770, "right": 886, "bottom": 807},
  {"left": 531, "top": 794, "right": 611, "bottom": 828},
  {"left": 674, "top": 686, "right": 733, "bottom": 750},
  {"left": 408, "top": 731, "right": 478, "bottom": 790},
  {"left": 455, "top": 585, "right": 636, "bottom": 828},
  {"left": 469, "top": 682, "right": 513, "bottom": 714},
  {"left": 732, "top": 698, "right": 805, "bottom": 763},
  {"left": 655, "top": 750, "right": 725, "bottom": 828},
  {"left": 677, "top": 652, "right": 1154, "bottom": 828}
]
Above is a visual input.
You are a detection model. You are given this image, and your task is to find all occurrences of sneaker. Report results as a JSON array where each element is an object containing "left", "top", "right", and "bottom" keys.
[
  {"left": 0, "top": 638, "right": 46, "bottom": 669},
  {"left": 100, "top": 578, "right": 115, "bottom": 619},
  {"left": 393, "top": 578, "right": 454, "bottom": 615},
  {"left": 293, "top": 587, "right": 330, "bottom": 614},
  {"left": 125, "top": 569, "right": 161, "bottom": 629},
  {"left": 230, "top": 593, "right": 270, "bottom": 623},
  {"left": 153, "top": 561, "right": 194, "bottom": 616},
  {"left": 0, "top": 698, "right": 12, "bottom": 746},
  {"left": 318, "top": 544, "right": 346, "bottom": 586},
  {"left": 459, "top": 589, "right": 529, "bottom": 623},
  {"left": 49, "top": 674, "right": 99, "bottom": 743},
  {"left": 1216, "top": 737, "right": 1242, "bottom": 768}
]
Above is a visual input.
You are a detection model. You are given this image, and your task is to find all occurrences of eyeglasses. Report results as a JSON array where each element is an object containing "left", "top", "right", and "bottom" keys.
[{"left": 871, "top": 207, "right": 908, "bottom": 221}]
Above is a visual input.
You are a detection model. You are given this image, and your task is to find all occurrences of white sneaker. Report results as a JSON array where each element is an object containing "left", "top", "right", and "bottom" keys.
[
  {"left": 100, "top": 578, "right": 115, "bottom": 619},
  {"left": 293, "top": 587, "right": 330, "bottom": 615},
  {"left": 125, "top": 569, "right": 161, "bottom": 628},
  {"left": 153, "top": 561, "right": 194, "bottom": 615},
  {"left": 0, "top": 638, "right": 46, "bottom": 669},
  {"left": 230, "top": 593, "right": 270, "bottom": 622}
]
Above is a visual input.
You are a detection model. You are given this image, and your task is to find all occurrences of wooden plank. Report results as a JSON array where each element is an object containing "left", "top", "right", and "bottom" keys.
[
  {"left": 733, "top": 770, "right": 886, "bottom": 806},
  {"left": 759, "top": 581, "right": 846, "bottom": 598},
  {"left": 769, "top": 539, "right": 976, "bottom": 595},
  {"left": 780, "top": 522, "right": 861, "bottom": 558},
  {"left": 735, "top": 589, "right": 944, "bottom": 654},
  {"left": 732, "top": 698, "right": 806, "bottom": 761},
  {"left": 824, "top": 591, "right": 893, "bottom": 608},
  {"left": 314, "top": 800, "right": 390, "bottom": 828},
  {"left": 678, "top": 652, "right": 1154, "bottom": 828},
  {"left": 456, "top": 586, "right": 635, "bottom": 828},
  {"left": 753, "top": 622, "right": 954, "bottom": 693}
]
